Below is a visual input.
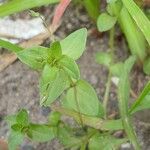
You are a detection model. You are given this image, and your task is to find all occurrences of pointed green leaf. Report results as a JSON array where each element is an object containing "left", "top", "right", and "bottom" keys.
[
  {"left": 62, "top": 80, "right": 104, "bottom": 117},
  {"left": 122, "top": 0, "right": 150, "bottom": 46},
  {"left": 50, "top": 41, "right": 62, "bottom": 59},
  {"left": 59, "top": 55, "right": 80, "bottom": 79},
  {"left": 48, "top": 111, "right": 61, "bottom": 126},
  {"left": 17, "top": 46, "right": 49, "bottom": 70},
  {"left": 97, "top": 13, "right": 117, "bottom": 32},
  {"left": 60, "top": 28, "right": 87, "bottom": 60},
  {"left": 0, "top": 39, "right": 23, "bottom": 53},
  {"left": 0, "top": 0, "right": 59, "bottom": 17},
  {"left": 129, "top": 81, "right": 150, "bottom": 114},
  {"left": 27, "top": 124, "right": 55, "bottom": 142}
]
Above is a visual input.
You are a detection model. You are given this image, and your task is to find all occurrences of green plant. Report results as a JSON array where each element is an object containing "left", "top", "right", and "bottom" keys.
[
  {"left": 97, "top": 0, "right": 150, "bottom": 74},
  {"left": 0, "top": 27, "right": 150, "bottom": 150}
]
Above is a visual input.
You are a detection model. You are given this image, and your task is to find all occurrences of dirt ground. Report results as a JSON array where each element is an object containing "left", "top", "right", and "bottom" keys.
[{"left": 0, "top": 4, "right": 150, "bottom": 150}]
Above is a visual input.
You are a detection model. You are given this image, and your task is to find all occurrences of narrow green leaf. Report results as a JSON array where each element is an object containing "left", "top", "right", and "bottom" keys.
[
  {"left": 129, "top": 81, "right": 150, "bottom": 114},
  {"left": 122, "top": 0, "right": 150, "bottom": 45},
  {"left": 62, "top": 80, "right": 104, "bottom": 117},
  {"left": 0, "top": 39, "right": 23, "bottom": 53},
  {"left": 143, "top": 57, "right": 150, "bottom": 75},
  {"left": 109, "top": 2, "right": 146, "bottom": 62},
  {"left": 0, "top": 0, "right": 59, "bottom": 17},
  {"left": 97, "top": 13, "right": 117, "bottom": 32},
  {"left": 60, "top": 28, "right": 87, "bottom": 60},
  {"left": 95, "top": 52, "right": 112, "bottom": 67},
  {"left": 17, "top": 46, "right": 49, "bottom": 70},
  {"left": 8, "top": 130, "right": 24, "bottom": 150},
  {"left": 59, "top": 55, "right": 80, "bottom": 79},
  {"left": 118, "top": 56, "right": 140, "bottom": 149},
  {"left": 89, "top": 133, "right": 127, "bottom": 150},
  {"left": 40, "top": 65, "right": 67, "bottom": 106},
  {"left": 27, "top": 124, "right": 55, "bottom": 142},
  {"left": 83, "top": 0, "right": 100, "bottom": 21}
]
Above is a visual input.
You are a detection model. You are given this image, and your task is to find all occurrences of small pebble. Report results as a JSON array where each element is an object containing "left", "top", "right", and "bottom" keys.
[{"left": 41, "top": 106, "right": 51, "bottom": 116}]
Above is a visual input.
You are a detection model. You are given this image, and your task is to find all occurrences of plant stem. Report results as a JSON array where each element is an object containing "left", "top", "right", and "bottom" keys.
[{"left": 103, "top": 27, "right": 115, "bottom": 119}]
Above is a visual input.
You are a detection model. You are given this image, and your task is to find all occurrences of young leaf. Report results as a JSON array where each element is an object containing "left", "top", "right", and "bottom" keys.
[
  {"left": 40, "top": 65, "right": 67, "bottom": 106},
  {"left": 0, "top": 39, "right": 23, "bottom": 53},
  {"left": 122, "top": 0, "right": 150, "bottom": 46},
  {"left": 88, "top": 133, "right": 127, "bottom": 150},
  {"left": 16, "top": 109, "right": 29, "bottom": 126},
  {"left": 50, "top": 41, "right": 62, "bottom": 59},
  {"left": 17, "top": 46, "right": 49, "bottom": 70},
  {"left": 8, "top": 130, "right": 24, "bottom": 150},
  {"left": 95, "top": 52, "right": 112, "bottom": 68},
  {"left": 129, "top": 81, "right": 150, "bottom": 114},
  {"left": 60, "top": 28, "right": 87, "bottom": 60},
  {"left": 59, "top": 55, "right": 80, "bottom": 79},
  {"left": 0, "top": 0, "right": 59, "bottom": 17},
  {"left": 97, "top": 13, "right": 117, "bottom": 32},
  {"left": 27, "top": 124, "right": 55, "bottom": 142},
  {"left": 62, "top": 80, "right": 104, "bottom": 117},
  {"left": 143, "top": 57, "right": 150, "bottom": 75}
]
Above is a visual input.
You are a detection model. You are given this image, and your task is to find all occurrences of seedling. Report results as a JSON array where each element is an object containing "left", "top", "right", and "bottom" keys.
[{"left": 0, "top": 27, "right": 150, "bottom": 150}]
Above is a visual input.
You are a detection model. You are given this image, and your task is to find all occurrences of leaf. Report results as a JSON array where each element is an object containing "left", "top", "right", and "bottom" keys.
[
  {"left": 83, "top": 0, "right": 100, "bottom": 21},
  {"left": 50, "top": 41, "right": 62, "bottom": 59},
  {"left": 62, "top": 80, "right": 104, "bottom": 117},
  {"left": 0, "top": 39, "right": 23, "bottom": 53},
  {"left": 52, "top": 106, "right": 123, "bottom": 131},
  {"left": 40, "top": 65, "right": 67, "bottom": 106},
  {"left": 88, "top": 133, "right": 127, "bottom": 150},
  {"left": 143, "top": 57, "right": 150, "bottom": 75},
  {"left": 129, "top": 81, "right": 150, "bottom": 114},
  {"left": 48, "top": 111, "right": 61, "bottom": 126},
  {"left": 27, "top": 124, "right": 55, "bottom": 142},
  {"left": 17, "top": 46, "right": 49, "bottom": 70},
  {"left": 0, "top": 0, "right": 59, "bottom": 17},
  {"left": 97, "top": 13, "right": 117, "bottom": 32},
  {"left": 8, "top": 130, "right": 24, "bottom": 150},
  {"left": 122, "top": 0, "right": 150, "bottom": 46},
  {"left": 60, "top": 28, "right": 87, "bottom": 60},
  {"left": 109, "top": 2, "right": 146, "bottom": 62},
  {"left": 95, "top": 52, "right": 112, "bottom": 67},
  {"left": 16, "top": 109, "right": 29, "bottom": 126},
  {"left": 59, "top": 55, "right": 80, "bottom": 79}
]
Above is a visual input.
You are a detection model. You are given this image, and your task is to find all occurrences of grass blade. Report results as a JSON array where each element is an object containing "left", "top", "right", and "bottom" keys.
[
  {"left": 0, "top": 39, "right": 23, "bottom": 53},
  {"left": 122, "top": 0, "right": 150, "bottom": 46},
  {"left": 0, "top": 0, "right": 59, "bottom": 17}
]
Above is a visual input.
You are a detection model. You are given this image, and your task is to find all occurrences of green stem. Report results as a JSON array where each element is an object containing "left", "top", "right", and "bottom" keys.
[{"left": 103, "top": 27, "right": 115, "bottom": 119}]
